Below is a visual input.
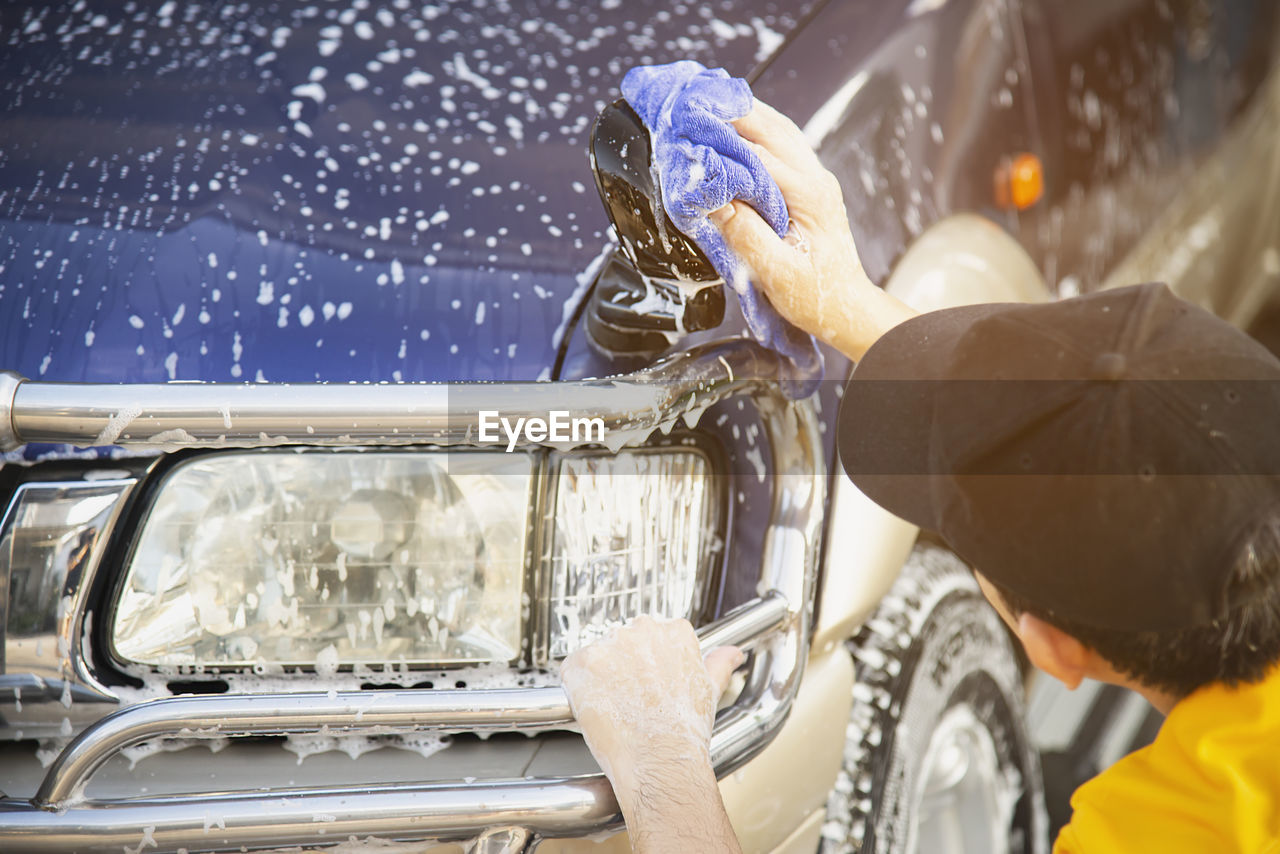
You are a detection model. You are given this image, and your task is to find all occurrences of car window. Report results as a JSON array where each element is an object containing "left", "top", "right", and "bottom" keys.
[{"left": 1017, "top": 0, "right": 1280, "bottom": 292}]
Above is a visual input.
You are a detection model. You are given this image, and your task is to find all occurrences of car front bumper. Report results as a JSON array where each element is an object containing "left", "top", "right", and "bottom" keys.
[{"left": 0, "top": 339, "right": 828, "bottom": 853}]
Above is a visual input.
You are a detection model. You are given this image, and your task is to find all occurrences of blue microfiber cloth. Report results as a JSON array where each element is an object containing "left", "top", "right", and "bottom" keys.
[{"left": 621, "top": 60, "right": 823, "bottom": 395}]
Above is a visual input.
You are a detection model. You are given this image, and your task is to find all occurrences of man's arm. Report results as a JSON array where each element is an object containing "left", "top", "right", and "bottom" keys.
[
  {"left": 560, "top": 616, "right": 745, "bottom": 854},
  {"left": 559, "top": 100, "right": 913, "bottom": 852},
  {"left": 712, "top": 99, "right": 918, "bottom": 362}
]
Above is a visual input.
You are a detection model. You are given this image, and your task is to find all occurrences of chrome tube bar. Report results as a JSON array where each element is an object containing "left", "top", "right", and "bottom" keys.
[
  {"left": 709, "top": 390, "right": 824, "bottom": 776},
  {"left": 0, "top": 372, "right": 19, "bottom": 451},
  {"left": 0, "top": 777, "right": 618, "bottom": 853},
  {"left": 1, "top": 340, "right": 796, "bottom": 451},
  {"left": 35, "top": 594, "right": 788, "bottom": 808}
]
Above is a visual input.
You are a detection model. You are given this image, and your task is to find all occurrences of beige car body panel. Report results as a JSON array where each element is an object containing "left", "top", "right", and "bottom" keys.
[{"left": 812, "top": 213, "right": 1052, "bottom": 654}]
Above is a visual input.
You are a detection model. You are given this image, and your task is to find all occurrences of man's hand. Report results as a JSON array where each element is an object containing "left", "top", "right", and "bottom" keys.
[
  {"left": 560, "top": 616, "right": 745, "bottom": 853},
  {"left": 711, "top": 99, "right": 917, "bottom": 361}
]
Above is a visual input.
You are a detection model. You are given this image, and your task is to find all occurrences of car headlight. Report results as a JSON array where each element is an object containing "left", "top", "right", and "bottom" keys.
[
  {"left": 112, "top": 452, "right": 534, "bottom": 667},
  {"left": 110, "top": 446, "right": 722, "bottom": 671},
  {"left": 547, "top": 449, "right": 719, "bottom": 658}
]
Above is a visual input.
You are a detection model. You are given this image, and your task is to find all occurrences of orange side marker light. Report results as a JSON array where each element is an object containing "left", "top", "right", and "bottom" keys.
[{"left": 994, "top": 153, "right": 1044, "bottom": 211}]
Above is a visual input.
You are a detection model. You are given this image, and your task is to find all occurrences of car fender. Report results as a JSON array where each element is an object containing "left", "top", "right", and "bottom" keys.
[{"left": 813, "top": 213, "right": 1051, "bottom": 652}]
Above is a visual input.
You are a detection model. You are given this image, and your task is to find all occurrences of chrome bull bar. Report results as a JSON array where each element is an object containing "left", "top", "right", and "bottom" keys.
[
  {"left": 0, "top": 340, "right": 813, "bottom": 451},
  {"left": 0, "top": 340, "right": 826, "bottom": 853},
  {"left": 3, "top": 597, "right": 789, "bottom": 853}
]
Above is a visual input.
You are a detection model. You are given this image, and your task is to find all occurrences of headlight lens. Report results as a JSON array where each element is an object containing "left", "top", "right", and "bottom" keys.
[
  {"left": 112, "top": 452, "right": 533, "bottom": 668},
  {"left": 111, "top": 446, "right": 722, "bottom": 671},
  {"left": 547, "top": 449, "right": 719, "bottom": 658}
]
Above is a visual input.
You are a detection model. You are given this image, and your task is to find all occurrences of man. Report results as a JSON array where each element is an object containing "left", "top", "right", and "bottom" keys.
[{"left": 561, "top": 100, "right": 1280, "bottom": 852}]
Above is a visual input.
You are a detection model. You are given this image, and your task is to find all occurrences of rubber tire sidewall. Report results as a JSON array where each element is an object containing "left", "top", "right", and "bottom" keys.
[{"left": 822, "top": 546, "right": 1048, "bottom": 854}]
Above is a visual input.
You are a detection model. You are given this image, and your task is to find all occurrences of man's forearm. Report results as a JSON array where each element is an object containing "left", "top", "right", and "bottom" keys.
[
  {"left": 825, "top": 274, "right": 919, "bottom": 363},
  {"left": 618, "top": 756, "right": 743, "bottom": 854},
  {"left": 559, "top": 619, "right": 746, "bottom": 854}
]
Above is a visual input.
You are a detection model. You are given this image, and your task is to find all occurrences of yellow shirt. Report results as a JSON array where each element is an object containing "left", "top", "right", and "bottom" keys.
[{"left": 1053, "top": 666, "right": 1280, "bottom": 853}]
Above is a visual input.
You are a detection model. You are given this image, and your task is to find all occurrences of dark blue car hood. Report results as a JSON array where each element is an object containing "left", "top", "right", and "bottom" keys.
[{"left": 0, "top": 1, "right": 810, "bottom": 384}]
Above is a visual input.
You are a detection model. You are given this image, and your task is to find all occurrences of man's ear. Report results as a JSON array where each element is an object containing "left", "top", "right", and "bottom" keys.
[{"left": 1017, "top": 612, "right": 1091, "bottom": 690}]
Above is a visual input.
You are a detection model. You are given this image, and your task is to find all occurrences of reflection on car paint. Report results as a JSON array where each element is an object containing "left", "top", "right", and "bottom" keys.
[{"left": 0, "top": 1, "right": 814, "bottom": 387}]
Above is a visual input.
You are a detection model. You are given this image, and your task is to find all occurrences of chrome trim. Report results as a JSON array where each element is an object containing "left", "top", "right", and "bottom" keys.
[
  {"left": 709, "top": 391, "right": 823, "bottom": 778},
  {"left": 476, "top": 826, "right": 534, "bottom": 853},
  {"left": 0, "top": 777, "right": 616, "bottom": 853},
  {"left": 36, "top": 594, "right": 788, "bottom": 808},
  {"left": 0, "top": 339, "right": 825, "bottom": 852},
  {"left": 3, "top": 340, "right": 797, "bottom": 451},
  {"left": 0, "top": 372, "right": 19, "bottom": 453},
  {"left": 0, "top": 480, "right": 137, "bottom": 730}
]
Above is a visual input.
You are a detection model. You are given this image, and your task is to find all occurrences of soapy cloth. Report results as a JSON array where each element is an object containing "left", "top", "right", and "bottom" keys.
[{"left": 621, "top": 61, "right": 823, "bottom": 395}]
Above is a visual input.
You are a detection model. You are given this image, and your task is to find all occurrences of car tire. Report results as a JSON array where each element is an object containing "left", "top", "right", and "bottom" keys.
[{"left": 819, "top": 545, "right": 1048, "bottom": 854}]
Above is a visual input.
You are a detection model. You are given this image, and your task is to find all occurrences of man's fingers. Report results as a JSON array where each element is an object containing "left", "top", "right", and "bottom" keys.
[
  {"left": 709, "top": 200, "right": 792, "bottom": 284},
  {"left": 733, "top": 99, "right": 820, "bottom": 173},
  {"left": 733, "top": 101, "right": 845, "bottom": 228},
  {"left": 732, "top": 99, "right": 809, "bottom": 153},
  {"left": 747, "top": 140, "right": 843, "bottom": 218},
  {"left": 745, "top": 141, "right": 809, "bottom": 201},
  {"left": 704, "top": 646, "right": 746, "bottom": 696}
]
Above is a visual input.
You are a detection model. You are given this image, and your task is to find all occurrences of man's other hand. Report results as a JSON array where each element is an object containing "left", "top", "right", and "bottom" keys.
[{"left": 560, "top": 616, "right": 744, "bottom": 853}]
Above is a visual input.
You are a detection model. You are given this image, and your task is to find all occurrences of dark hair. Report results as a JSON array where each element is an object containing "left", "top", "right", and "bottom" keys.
[{"left": 987, "top": 516, "right": 1280, "bottom": 698}]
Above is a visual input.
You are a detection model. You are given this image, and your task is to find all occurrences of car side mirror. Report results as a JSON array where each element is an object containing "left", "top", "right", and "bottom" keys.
[
  {"left": 590, "top": 99, "right": 719, "bottom": 282},
  {"left": 584, "top": 99, "right": 725, "bottom": 361}
]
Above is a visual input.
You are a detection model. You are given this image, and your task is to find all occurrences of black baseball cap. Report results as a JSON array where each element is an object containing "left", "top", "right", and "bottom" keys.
[{"left": 837, "top": 282, "right": 1280, "bottom": 631}]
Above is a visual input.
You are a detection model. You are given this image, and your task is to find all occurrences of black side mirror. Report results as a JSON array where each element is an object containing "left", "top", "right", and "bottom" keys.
[
  {"left": 584, "top": 99, "right": 724, "bottom": 361},
  {"left": 590, "top": 99, "right": 719, "bottom": 282}
]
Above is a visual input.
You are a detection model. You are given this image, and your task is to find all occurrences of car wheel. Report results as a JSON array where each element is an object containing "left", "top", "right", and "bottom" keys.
[{"left": 819, "top": 545, "right": 1048, "bottom": 854}]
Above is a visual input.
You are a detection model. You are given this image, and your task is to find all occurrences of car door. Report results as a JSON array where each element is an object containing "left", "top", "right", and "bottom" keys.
[{"left": 1016, "top": 0, "right": 1280, "bottom": 321}]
